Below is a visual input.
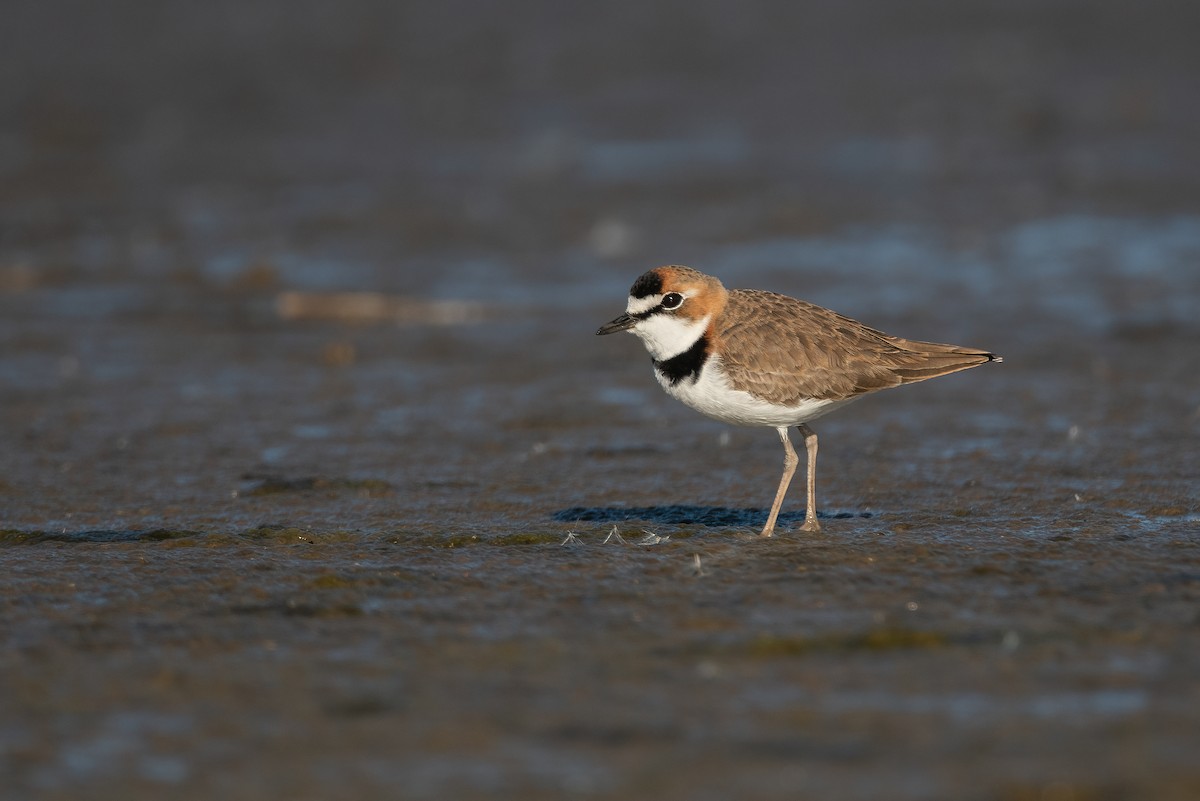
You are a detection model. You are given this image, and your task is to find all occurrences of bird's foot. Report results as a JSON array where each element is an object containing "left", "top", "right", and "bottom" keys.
[{"left": 799, "top": 517, "right": 821, "bottom": 533}]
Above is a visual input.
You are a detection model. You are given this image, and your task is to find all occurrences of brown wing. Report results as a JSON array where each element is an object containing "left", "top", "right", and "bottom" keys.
[{"left": 716, "top": 290, "right": 999, "bottom": 405}]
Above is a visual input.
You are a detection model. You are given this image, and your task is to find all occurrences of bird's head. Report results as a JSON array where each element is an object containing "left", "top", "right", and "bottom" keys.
[{"left": 597, "top": 266, "right": 726, "bottom": 361}]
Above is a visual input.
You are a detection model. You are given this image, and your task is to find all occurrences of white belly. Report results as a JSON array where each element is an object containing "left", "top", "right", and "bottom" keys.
[{"left": 655, "top": 358, "right": 853, "bottom": 427}]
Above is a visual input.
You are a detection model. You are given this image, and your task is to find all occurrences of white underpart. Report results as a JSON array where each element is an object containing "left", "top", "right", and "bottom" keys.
[
  {"left": 630, "top": 311, "right": 709, "bottom": 361},
  {"left": 625, "top": 293, "right": 855, "bottom": 427},
  {"left": 661, "top": 356, "right": 856, "bottom": 427}
]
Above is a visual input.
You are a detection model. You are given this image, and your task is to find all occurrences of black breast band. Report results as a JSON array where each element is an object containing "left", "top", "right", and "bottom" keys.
[{"left": 653, "top": 335, "right": 708, "bottom": 385}]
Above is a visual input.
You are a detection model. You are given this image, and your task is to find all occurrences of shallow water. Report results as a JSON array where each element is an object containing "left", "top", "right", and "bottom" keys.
[{"left": 3, "top": 1, "right": 1200, "bottom": 799}]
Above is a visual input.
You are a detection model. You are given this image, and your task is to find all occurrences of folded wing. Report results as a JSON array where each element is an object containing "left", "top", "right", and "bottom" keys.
[{"left": 717, "top": 290, "right": 999, "bottom": 405}]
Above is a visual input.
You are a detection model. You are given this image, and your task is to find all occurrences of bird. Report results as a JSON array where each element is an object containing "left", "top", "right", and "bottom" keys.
[{"left": 596, "top": 266, "right": 1001, "bottom": 537}]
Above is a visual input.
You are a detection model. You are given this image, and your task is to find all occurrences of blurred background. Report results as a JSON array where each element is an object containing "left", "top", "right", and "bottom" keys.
[
  {"left": 3, "top": 0, "right": 1198, "bottom": 531},
  {"left": 2, "top": 2, "right": 1199, "bottom": 799},
  {"left": 4, "top": 0, "right": 1199, "bottom": 296}
]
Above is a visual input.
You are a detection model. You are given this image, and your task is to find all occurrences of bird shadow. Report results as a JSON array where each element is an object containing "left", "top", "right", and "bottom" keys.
[{"left": 552, "top": 505, "right": 871, "bottom": 528}]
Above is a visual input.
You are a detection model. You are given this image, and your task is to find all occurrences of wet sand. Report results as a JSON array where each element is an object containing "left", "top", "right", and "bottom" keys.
[{"left": 2, "top": 1, "right": 1199, "bottom": 799}]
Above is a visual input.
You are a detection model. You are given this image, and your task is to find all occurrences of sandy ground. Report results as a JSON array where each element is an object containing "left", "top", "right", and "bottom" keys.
[{"left": 2, "top": 1, "right": 1199, "bottom": 799}]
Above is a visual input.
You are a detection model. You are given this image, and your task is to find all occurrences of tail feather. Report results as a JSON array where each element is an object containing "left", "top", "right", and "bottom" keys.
[{"left": 891, "top": 342, "right": 1002, "bottom": 385}]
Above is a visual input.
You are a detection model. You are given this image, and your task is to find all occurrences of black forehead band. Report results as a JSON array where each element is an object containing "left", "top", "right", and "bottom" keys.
[{"left": 629, "top": 272, "right": 663, "bottom": 298}]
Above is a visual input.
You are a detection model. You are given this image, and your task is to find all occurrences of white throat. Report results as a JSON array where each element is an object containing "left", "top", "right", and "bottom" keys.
[{"left": 632, "top": 313, "right": 711, "bottom": 361}]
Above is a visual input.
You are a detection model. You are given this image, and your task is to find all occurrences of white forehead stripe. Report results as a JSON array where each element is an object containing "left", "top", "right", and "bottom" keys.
[{"left": 626, "top": 295, "right": 661, "bottom": 314}]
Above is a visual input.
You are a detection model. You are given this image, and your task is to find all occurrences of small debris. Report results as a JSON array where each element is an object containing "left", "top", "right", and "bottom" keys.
[
  {"left": 560, "top": 531, "right": 581, "bottom": 546},
  {"left": 637, "top": 530, "right": 669, "bottom": 546},
  {"left": 692, "top": 553, "right": 706, "bottom": 577},
  {"left": 602, "top": 526, "right": 626, "bottom": 545}
]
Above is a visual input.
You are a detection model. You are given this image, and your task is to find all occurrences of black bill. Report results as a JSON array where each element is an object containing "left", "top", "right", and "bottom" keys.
[{"left": 596, "top": 313, "right": 636, "bottom": 335}]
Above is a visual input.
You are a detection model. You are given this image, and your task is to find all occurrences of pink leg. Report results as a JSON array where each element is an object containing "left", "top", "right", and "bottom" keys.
[
  {"left": 760, "top": 427, "right": 798, "bottom": 537},
  {"left": 797, "top": 423, "right": 820, "bottom": 532}
]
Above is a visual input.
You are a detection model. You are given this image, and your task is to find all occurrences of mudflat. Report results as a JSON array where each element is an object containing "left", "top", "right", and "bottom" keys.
[{"left": 2, "top": 1, "right": 1198, "bottom": 799}]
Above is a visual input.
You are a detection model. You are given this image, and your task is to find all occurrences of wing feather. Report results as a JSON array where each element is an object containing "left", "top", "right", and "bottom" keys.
[{"left": 716, "top": 290, "right": 996, "bottom": 405}]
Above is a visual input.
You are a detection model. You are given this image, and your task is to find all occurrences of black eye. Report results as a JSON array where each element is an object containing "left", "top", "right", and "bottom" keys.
[{"left": 661, "top": 292, "right": 684, "bottom": 309}]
